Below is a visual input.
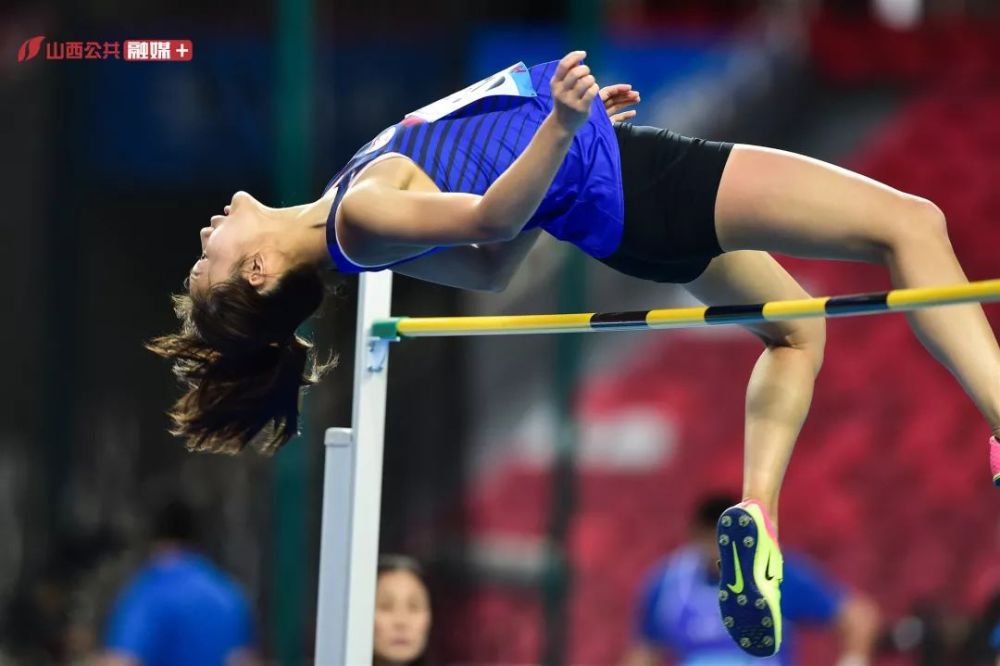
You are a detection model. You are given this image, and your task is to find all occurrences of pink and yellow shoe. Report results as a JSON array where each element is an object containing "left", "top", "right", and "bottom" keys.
[
  {"left": 717, "top": 500, "right": 784, "bottom": 657},
  {"left": 990, "top": 436, "right": 1000, "bottom": 487}
]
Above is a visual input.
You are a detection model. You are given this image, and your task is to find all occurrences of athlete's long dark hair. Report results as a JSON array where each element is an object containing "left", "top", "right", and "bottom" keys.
[{"left": 147, "top": 261, "right": 333, "bottom": 455}]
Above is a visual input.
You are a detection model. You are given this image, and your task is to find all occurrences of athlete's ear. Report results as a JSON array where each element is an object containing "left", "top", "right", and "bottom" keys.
[{"left": 246, "top": 253, "right": 267, "bottom": 289}]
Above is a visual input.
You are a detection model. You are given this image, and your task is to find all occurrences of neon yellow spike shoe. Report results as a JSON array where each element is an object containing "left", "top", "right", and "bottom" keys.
[{"left": 716, "top": 500, "right": 784, "bottom": 657}]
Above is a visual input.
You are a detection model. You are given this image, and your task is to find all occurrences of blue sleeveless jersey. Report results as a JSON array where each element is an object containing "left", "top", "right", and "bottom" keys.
[{"left": 324, "top": 60, "right": 624, "bottom": 273}]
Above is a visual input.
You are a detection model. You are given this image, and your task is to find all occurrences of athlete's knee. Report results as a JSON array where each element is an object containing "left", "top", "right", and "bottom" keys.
[
  {"left": 760, "top": 317, "right": 826, "bottom": 374},
  {"left": 907, "top": 196, "right": 949, "bottom": 238},
  {"left": 885, "top": 196, "right": 950, "bottom": 252}
]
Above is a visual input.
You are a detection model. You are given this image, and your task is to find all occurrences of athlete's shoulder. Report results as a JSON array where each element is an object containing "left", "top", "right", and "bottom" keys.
[{"left": 353, "top": 153, "right": 417, "bottom": 190}]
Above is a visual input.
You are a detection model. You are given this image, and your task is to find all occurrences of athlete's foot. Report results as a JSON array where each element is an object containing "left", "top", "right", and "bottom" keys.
[
  {"left": 990, "top": 436, "right": 1000, "bottom": 487},
  {"left": 717, "top": 500, "right": 784, "bottom": 657}
]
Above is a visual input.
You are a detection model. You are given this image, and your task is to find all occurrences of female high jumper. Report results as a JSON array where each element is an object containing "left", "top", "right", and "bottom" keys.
[{"left": 150, "top": 51, "right": 1000, "bottom": 657}]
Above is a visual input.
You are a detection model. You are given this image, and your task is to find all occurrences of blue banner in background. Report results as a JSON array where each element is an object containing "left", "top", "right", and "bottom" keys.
[{"left": 79, "top": 33, "right": 273, "bottom": 188}]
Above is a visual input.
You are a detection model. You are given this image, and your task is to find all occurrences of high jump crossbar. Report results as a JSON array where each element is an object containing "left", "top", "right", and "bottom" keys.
[
  {"left": 372, "top": 278, "right": 1000, "bottom": 341},
  {"left": 314, "top": 273, "right": 1000, "bottom": 665}
]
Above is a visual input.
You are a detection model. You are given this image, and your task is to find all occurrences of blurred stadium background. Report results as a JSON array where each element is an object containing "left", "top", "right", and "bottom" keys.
[{"left": 3, "top": 0, "right": 1000, "bottom": 663}]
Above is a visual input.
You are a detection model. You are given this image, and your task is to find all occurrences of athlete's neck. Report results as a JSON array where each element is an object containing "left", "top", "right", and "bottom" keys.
[{"left": 271, "top": 189, "right": 337, "bottom": 269}]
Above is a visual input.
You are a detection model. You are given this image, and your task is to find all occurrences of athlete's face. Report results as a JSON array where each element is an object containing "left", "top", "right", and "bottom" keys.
[
  {"left": 373, "top": 570, "right": 431, "bottom": 664},
  {"left": 188, "top": 191, "right": 273, "bottom": 297}
]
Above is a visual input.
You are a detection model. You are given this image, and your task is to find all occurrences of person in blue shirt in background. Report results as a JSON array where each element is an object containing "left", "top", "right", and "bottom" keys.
[
  {"left": 621, "top": 494, "right": 879, "bottom": 666},
  {"left": 96, "top": 499, "right": 260, "bottom": 666}
]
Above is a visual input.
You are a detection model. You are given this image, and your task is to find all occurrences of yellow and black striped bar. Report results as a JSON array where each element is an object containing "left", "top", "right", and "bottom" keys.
[{"left": 370, "top": 278, "right": 1000, "bottom": 340}]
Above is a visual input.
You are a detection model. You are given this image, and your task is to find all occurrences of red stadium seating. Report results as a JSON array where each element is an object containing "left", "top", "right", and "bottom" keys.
[
  {"left": 441, "top": 31, "right": 1000, "bottom": 665},
  {"left": 810, "top": 15, "right": 1000, "bottom": 85}
]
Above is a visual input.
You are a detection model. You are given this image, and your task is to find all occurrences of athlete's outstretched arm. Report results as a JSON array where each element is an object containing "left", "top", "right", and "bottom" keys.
[
  {"left": 340, "top": 51, "right": 599, "bottom": 249},
  {"left": 393, "top": 228, "right": 542, "bottom": 292}
]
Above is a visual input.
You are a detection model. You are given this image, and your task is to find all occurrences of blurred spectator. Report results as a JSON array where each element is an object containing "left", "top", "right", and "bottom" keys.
[
  {"left": 1, "top": 528, "right": 121, "bottom": 665},
  {"left": 620, "top": 494, "right": 879, "bottom": 666},
  {"left": 992, "top": 620, "right": 1000, "bottom": 666},
  {"left": 94, "top": 499, "right": 259, "bottom": 666},
  {"left": 374, "top": 554, "right": 432, "bottom": 666},
  {"left": 957, "top": 589, "right": 1000, "bottom": 665}
]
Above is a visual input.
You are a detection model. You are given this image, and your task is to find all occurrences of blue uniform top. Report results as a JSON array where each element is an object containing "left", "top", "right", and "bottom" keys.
[
  {"left": 636, "top": 546, "right": 845, "bottom": 666},
  {"left": 324, "top": 59, "right": 624, "bottom": 272},
  {"left": 104, "top": 550, "right": 255, "bottom": 666}
]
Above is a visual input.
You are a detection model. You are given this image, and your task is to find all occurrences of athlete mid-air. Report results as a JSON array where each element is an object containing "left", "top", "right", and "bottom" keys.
[{"left": 151, "top": 51, "right": 1000, "bottom": 656}]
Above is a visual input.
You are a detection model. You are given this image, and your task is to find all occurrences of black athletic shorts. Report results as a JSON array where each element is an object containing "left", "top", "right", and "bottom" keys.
[{"left": 597, "top": 123, "right": 734, "bottom": 284}]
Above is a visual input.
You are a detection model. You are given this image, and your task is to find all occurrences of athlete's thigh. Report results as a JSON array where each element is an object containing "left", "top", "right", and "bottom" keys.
[
  {"left": 682, "top": 250, "right": 823, "bottom": 348},
  {"left": 714, "top": 144, "right": 929, "bottom": 262}
]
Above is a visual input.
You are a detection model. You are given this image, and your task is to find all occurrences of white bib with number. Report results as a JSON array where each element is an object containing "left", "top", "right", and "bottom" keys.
[{"left": 404, "top": 61, "right": 537, "bottom": 124}]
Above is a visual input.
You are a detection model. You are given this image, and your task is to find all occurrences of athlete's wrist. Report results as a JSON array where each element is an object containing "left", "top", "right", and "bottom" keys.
[{"left": 541, "top": 111, "right": 577, "bottom": 145}]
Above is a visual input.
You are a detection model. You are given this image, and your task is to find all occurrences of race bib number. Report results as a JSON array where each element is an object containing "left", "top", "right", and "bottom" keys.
[{"left": 405, "top": 62, "right": 536, "bottom": 123}]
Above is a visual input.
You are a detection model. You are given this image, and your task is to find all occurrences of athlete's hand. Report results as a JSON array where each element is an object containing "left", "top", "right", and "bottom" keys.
[
  {"left": 600, "top": 83, "right": 640, "bottom": 122},
  {"left": 549, "top": 50, "right": 599, "bottom": 135}
]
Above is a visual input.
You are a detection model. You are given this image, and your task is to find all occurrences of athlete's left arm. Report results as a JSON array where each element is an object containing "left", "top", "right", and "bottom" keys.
[
  {"left": 393, "top": 228, "right": 542, "bottom": 292},
  {"left": 599, "top": 83, "right": 641, "bottom": 122}
]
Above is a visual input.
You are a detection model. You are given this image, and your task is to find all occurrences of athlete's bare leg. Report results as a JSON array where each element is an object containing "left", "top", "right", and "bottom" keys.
[
  {"left": 715, "top": 145, "right": 1000, "bottom": 438},
  {"left": 683, "top": 251, "right": 825, "bottom": 526}
]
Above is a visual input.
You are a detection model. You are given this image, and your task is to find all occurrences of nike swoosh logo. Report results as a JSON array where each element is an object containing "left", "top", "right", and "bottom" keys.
[
  {"left": 764, "top": 550, "right": 777, "bottom": 582},
  {"left": 726, "top": 542, "right": 744, "bottom": 594}
]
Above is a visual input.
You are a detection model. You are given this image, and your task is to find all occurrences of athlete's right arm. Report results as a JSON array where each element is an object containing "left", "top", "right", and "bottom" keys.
[
  {"left": 394, "top": 228, "right": 542, "bottom": 292},
  {"left": 340, "top": 51, "right": 598, "bottom": 248}
]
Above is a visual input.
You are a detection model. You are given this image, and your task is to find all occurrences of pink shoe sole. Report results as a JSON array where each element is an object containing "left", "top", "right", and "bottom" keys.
[
  {"left": 738, "top": 500, "right": 780, "bottom": 543},
  {"left": 990, "top": 436, "right": 1000, "bottom": 487}
]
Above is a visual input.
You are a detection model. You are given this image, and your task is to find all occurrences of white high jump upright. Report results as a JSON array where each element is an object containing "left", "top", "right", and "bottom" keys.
[{"left": 315, "top": 271, "right": 393, "bottom": 665}]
